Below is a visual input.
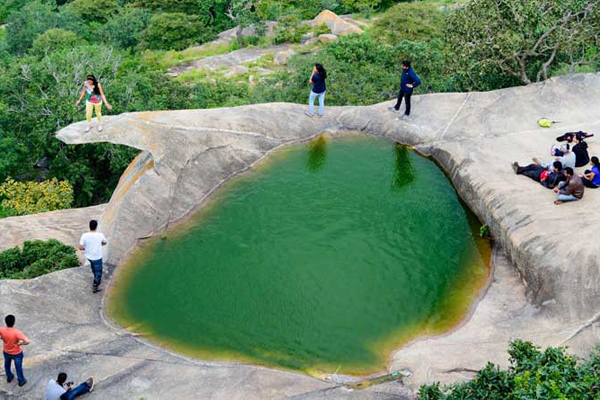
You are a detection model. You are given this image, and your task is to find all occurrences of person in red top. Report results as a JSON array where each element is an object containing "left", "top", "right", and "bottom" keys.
[{"left": 0, "top": 315, "right": 30, "bottom": 386}]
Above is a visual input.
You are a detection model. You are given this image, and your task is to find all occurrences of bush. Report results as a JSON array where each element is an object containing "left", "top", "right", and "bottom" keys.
[
  {"left": 273, "top": 12, "right": 311, "bottom": 44},
  {"left": 31, "top": 29, "right": 83, "bottom": 57},
  {"left": 370, "top": 2, "right": 446, "bottom": 45},
  {"left": 140, "top": 12, "right": 214, "bottom": 50},
  {"left": 0, "top": 239, "right": 79, "bottom": 279},
  {"left": 0, "top": 178, "right": 74, "bottom": 216},
  {"left": 419, "top": 340, "right": 600, "bottom": 399}
]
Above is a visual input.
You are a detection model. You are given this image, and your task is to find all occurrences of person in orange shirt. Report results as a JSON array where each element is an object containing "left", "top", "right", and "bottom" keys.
[{"left": 0, "top": 315, "right": 30, "bottom": 387}]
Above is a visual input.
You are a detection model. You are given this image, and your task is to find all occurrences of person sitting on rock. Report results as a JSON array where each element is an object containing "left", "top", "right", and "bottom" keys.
[
  {"left": 533, "top": 143, "right": 575, "bottom": 170},
  {"left": 45, "top": 372, "right": 94, "bottom": 400},
  {"left": 572, "top": 134, "right": 590, "bottom": 167},
  {"left": 581, "top": 156, "right": 600, "bottom": 189},
  {"left": 553, "top": 167, "right": 584, "bottom": 205}
]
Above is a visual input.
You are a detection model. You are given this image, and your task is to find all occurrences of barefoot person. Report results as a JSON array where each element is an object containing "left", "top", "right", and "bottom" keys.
[
  {"left": 0, "top": 315, "right": 30, "bottom": 387},
  {"left": 77, "top": 220, "right": 107, "bottom": 293},
  {"left": 45, "top": 372, "right": 94, "bottom": 400},
  {"left": 75, "top": 74, "right": 112, "bottom": 133},
  {"left": 389, "top": 60, "right": 421, "bottom": 120},
  {"left": 306, "top": 64, "right": 327, "bottom": 117}
]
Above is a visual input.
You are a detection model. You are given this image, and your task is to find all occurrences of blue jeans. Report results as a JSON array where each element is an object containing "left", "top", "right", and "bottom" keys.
[
  {"left": 61, "top": 381, "right": 91, "bottom": 400},
  {"left": 89, "top": 258, "right": 103, "bottom": 288},
  {"left": 557, "top": 193, "right": 579, "bottom": 202},
  {"left": 3, "top": 351, "right": 25, "bottom": 385},
  {"left": 308, "top": 91, "right": 325, "bottom": 116}
]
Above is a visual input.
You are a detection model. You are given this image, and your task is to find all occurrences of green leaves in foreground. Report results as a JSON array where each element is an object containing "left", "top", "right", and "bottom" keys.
[
  {"left": 419, "top": 340, "right": 600, "bottom": 399},
  {"left": 0, "top": 239, "right": 79, "bottom": 279}
]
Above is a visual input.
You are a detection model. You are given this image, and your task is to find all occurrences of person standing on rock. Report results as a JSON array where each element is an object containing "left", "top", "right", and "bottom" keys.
[
  {"left": 0, "top": 315, "right": 30, "bottom": 387},
  {"left": 75, "top": 74, "right": 112, "bottom": 133},
  {"left": 306, "top": 63, "right": 327, "bottom": 118},
  {"left": 77, "top": 220, "right": 107, "bottom": 293},
  {"left": 389, "top": 60, "right": 421, "bottom": 120}
]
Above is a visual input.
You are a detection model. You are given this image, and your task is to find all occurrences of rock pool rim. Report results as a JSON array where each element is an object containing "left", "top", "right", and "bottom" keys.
[{"left": 104, "top": 133, "right": 493, "bottom": 377}]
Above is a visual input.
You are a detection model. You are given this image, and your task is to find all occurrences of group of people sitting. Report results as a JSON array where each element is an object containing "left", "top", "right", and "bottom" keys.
[{"left": 512, "top": 131, "right": 599, "bottom": 205}]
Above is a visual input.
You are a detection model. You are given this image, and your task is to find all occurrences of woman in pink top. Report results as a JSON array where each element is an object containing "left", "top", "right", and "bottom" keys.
[{"left": 0, "top": 315, "right": 30, "bottom": 386}]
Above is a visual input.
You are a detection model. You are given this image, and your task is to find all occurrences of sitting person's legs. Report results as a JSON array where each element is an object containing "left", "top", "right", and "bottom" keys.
[{"left": 556, "top": 193, "right": 579, "bottom": 202}]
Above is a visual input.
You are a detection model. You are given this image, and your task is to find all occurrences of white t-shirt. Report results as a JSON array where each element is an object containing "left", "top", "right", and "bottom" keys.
[
  {"left": 45, "top": 379, "right": 67, "bottom": 400},
  {"left": 79, "top": 231, "right": 107, "bottom": 261}
]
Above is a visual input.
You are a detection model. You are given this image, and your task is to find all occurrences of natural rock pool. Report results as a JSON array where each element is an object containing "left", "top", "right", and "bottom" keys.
[{"left": 109, "top": 135, "right": 491, "bottom": 375}]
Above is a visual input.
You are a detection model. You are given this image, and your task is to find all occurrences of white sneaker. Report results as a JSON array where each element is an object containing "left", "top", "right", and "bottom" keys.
[
  {"left": 84, "top": 125, "right": 92, "bottom": 132},
  {"left": 97, "top": 125, "right": 103, "bottom": 132},
  {"left": 399, "top": 114, "right": 409, "bottom": 121}
]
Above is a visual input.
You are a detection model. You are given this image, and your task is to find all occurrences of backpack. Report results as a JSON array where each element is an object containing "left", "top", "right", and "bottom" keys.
[{"left": 538, "top": 118, "right": 552, "bottom": 128}]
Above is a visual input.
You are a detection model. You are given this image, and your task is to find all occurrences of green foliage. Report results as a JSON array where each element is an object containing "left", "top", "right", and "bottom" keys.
[
  {"left": 370, "top": 2, "right": 445, "bottom": 45},
  {"left": 0, "top": 239, "right": 79, "bottom": 279},
  {"left": 0, "top": 178, "right": 74, "bottom": 215},
  {"left": 31, "top": 29, "right": 83, "bottom": 56},
  {"left": 446, "top": 0, "right": 600, "bottom": 84},
  {"left": 419, "top": 340, "right": 600, "bottom": 399},
  {"left": 69, "top": 0, "right": 120, "bottom": 23},
  {"left": 0, "top": 0, "right": 30, "bottom": 24},
  {"left": 274, "top": 12, "right": 311, "bottom": 44},
  {"left": 101, "top": 7, "right": 151, "bottom": 49},
  {"left": 5, "top": 1, "right": 58, "bottom": 55},
  {"left": 340, "top": 0, "right": 388, "bottom": 13},
  {"left": 140, "top": 12, "right": 214, "bottom": 50}
]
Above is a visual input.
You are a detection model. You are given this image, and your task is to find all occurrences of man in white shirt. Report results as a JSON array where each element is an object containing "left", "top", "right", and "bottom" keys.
[
  {"left": 45, "top": 372, "right": 94, "bottom": 400},
  {"left": 77, "top": 220, "right": 107, "bottom": 293}
]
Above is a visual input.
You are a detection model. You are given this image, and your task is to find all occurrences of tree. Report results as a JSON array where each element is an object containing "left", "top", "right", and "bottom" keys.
[
  {"left": 225, "top": 0, "right": 264, "bottom": 40},
  {"left": 5, "top": 1, "right": 57, "bottom": 55},
  {"left": 140, "top": 12, "right": 214, "bottom": 50},
  {"left": 101, "top": 7, "right": 151, "bottom": 49},
  {"left": 446, "top": 0, "right": 600, "bottom": 85},
  {"left": 31, "top": 29, "right": 83, "bottom": 56},
  {"left": 69, "top": 0, "right": 120, "bottom": 23}
]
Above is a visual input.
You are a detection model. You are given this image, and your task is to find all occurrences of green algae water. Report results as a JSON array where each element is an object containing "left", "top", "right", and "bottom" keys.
[{"left": 110, "top": 135, "right": 490, "bottom": 375}]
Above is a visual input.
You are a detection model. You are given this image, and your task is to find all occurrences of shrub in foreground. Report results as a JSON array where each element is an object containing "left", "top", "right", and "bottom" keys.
[
  {"left": 0, "top": 239, "right": 79, "bottom": 279},
  {"left": 419, "top": 340, "right": 600, "bottom": 399}
]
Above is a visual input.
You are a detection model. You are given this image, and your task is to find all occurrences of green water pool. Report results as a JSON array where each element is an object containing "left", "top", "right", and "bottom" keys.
[{"left": 109, "top": 135, "right": 490, "bottom": 375}]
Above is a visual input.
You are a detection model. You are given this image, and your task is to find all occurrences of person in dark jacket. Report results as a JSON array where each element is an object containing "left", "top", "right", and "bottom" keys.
[
  {"left": 512, "top": 160, "right": 565, "bottom": 189},
  {"left": 572, "top": 134, "right": 590, "bottom": 167},
  {"left": 306, "top": 63, "right": 327, "bottom": 117},
  {"left": 553, "top": 167, "right": 584, "bottom": 205},
  {"left": 389, "top": 60, "right": 421, "bottom": 120}
]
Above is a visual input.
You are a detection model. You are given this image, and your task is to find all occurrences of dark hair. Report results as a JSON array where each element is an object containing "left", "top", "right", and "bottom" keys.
[
  {"left": 553, "top": 161, "right": 562, "bottom": 171},
  {"left": 565, "top": 167, "right": 574, "bottom": 176},
  {"left": 86, "top": 74, "right": 101, "bottom": 96},
  {"left": 315, "top": 63, "right": 327, "bottom": 80},
  {"left": 5, "top": 315, "right": 15, "bottom": 327},
  {"left": 89, "top": 220, "right": 98, "bottom": 231},
  {"left": 591, "top": 156, "right": 599, "bottom": 168},
  {"left": 57, "top": 373, "right": 68, "bottom": 385},
  {"left": 402, "top": 60, "right": 411, "bottom": 68}
]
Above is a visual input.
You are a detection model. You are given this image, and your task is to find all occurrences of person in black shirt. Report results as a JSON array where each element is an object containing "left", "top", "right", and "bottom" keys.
[
  {"left": 389, "top": 60, "right": 422, "bottom": 120},
  {"left": 572, "top": 134, "right": 590, "bottom": 167},
  {"left": 306, "top": 63, "right": 327, "bottom": 117}
]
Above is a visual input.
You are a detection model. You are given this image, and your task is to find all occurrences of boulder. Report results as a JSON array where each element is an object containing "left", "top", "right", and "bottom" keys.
[
  {"left": 312, "top": 10, "right": 363, "bottom": 36},
  {"left": 251, "top": 67, "right": 274, "bottom": 76},
  {"left": 273, "top": 48, "right": 297, "bottom": 66},
  {"left": 318, "top": 34, "right": 338, "bottom": 43},
  {"left": 223, "top": 65, "right": 249, "bottom": 78},
  {"left": 300, "top": 32, "right": 315, "bottom": 44}
]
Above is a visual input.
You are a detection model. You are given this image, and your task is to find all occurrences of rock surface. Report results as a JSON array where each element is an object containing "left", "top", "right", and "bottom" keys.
[
  {"left": 312, "top": 10, "right": 364, "bottom": 36},
  {"left": 2, "top": 73, "right": 600, "bottom": 399},
  {"left": 318, "top": 34, "right": 338, "bottom": 43}
]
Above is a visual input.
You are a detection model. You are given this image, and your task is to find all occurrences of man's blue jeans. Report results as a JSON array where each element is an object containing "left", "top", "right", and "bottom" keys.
[
  {"left": 89, "top": 258, "right": 103, "bottom": 288},
  {"left": 557, "top": 193, "right": 579, "bottom": 202},
  {"left": 308, "top": 90, "right": 325, "bottom": 116},
  {"left": 3, "top": 351, "right": 25, "bottom": 385},
  {"left": 61, "top": 381, "right": 91, "bottom": 400}
]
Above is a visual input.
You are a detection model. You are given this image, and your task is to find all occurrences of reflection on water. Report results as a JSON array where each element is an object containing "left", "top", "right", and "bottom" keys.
[
  {"left": 392, "top": 144, "right": 415, "bottom": 189},
  {"left": 307, "top": 135, "right": 327, "bottom": 172}
]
